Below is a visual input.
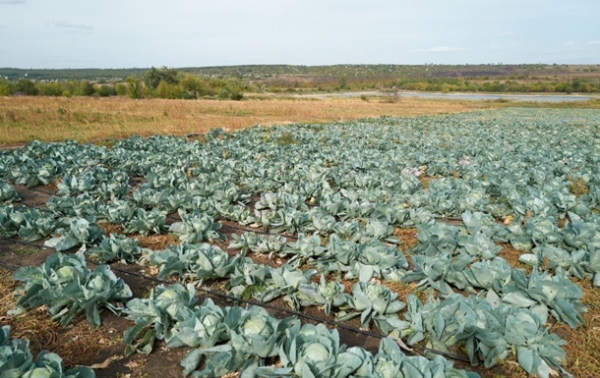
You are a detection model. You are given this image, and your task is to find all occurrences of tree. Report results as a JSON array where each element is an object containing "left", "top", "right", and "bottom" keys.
[
  {"left": 156, "top": 81, "right": 181, "bottom": 99},
  {"left": 126, "top": 77, "right": 143, "bottom": 99},
  {"left": 143, "top": 66, "right": 179, "bottom": 90},
  {"left": 96, "top": 84, "right": 115, "bottom": 97},
  {"left": 15, "top": 79, "right": 39, "bottom": 95},
  {"left": 115, "top": 83, "right": 127, "bottom": 96},
  {"left": 38, "top": 82, "right": 64, "bottom": 96},
  {"left": 179, "top": 74, "right": 208, "bottom": 97},
  {"left": 0, "top": 80, "right": 12, "bottom": 96},
  {"left": 79, "top": 81, "right": 95, "bottom": 96}
]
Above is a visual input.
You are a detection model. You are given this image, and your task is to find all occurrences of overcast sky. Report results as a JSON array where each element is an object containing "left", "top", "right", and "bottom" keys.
[{"left": 1, "top": 0, "right": 599, "bottom": 69}]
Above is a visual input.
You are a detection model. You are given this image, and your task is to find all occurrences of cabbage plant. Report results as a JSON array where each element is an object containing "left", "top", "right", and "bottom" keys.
[
  {"left": 47, "top": 193, "right": 99, "bottom": 218},
  {"left": 58, "top": 167, "right": 129, "bottom": 200},
  {"left": 0, "top": 326, "right": 95, "bottom": 378},
  {"left": 123, "top": 284, "right": 197, "bottom": 356},
  {"left": 86, "top": 233, "right": 144, "bottom": 263},
  {"left": 396, "top": 293, "right": 570, "bottom": 378},
  {"left": 0, "top": 179, "right": 20, "bottom": 202},
  {"left": 44, "top": 217, "right": 104, "bottom": 251},
  {"left": 11, "top": 253, "right": 132, "bottom": 328},
  {"left": 166, "top": 298, "right": 229, "bottom": 349},
  {"left": 147, "top": 243, "right": 240, "bottom": 283},
  {"left": 337, "top": 282, "right": 406, "bottom": 335},
  {"left": 357, "top": 337, "right": 479, "bottom": 378},
  {"left": 286, "top": 274, "right": 346, "bottom": 315},
  {"left": 261, "top": 323, "right": 371, "bottom": 378},
  {"left": 97, "top": 199, "right": 136, "bottom": 224},
  {"left": 181, "top": 306, "right": 298, "bottom": 378},
  {"left": 123, "top": 208, "right": 166, "bottom": 236},
  {"left": 168, "top": 209, "right": 225, "bottom": 243},
  {"left": 0, "top": 205, "right": 56, "bottom": 241}
]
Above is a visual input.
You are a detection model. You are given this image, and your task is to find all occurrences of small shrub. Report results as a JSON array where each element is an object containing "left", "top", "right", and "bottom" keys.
[
  {"left": 230, "top": 91, "right": 244, "bottom": 101},
  {"left": 115, "top": 83, "right": 127, "bottom": 96},
  {"left": 97, "top": 84, "right": 115, "bottom": 97}
]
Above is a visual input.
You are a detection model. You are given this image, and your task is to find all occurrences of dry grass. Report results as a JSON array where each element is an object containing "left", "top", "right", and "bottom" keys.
[
  {"left": 0, "top": 267, "right": 116, "bottom": 368},
  {"left": 341, "top": 278, "right": 359, "bottom": 293},
  {"left": 98, "top": 222, "right": 124, "bottom": 235},
  {"left": 497, "top": 243, "right": 532, "bottom": 273},
  {"left": 393, "top": 227, "right": 419, "bottom": 253},
  {"left": 135, "top": 233, "right": 180, "bottom": 250},
  {"left": 0, "top": 96, "right": 492, "bottom": 146},
  {"left": 555, "top": 281, "right": 600, "bottom": 378},
  {"left": 384, "top": 280, "right": 437, "bottom": 304},
  {"left": 419, "top": 175, "right": 436, "bottom": 189},
  {"left": 568, "top": 175, "right": 589, "bottom": 197},
  {"left": 478, "top": 280, "right": 600, "bottom": 378},
  {"left": 494, "top": 244, "right": 600, "bottom": 378}
]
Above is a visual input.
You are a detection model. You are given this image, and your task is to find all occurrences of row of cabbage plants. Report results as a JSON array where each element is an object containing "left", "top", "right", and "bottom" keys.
[
  {"left": 123, "top": 284, "right": 479, "bottom": 378},
  {"left": 5, "top": 245, "right": 479, "bottom": 377},
  {"left": 3, "top": 208, "right": 580, "bottom": 377}
]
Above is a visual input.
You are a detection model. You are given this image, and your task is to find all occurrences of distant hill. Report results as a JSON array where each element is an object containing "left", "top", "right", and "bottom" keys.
[{"left": 2, "top": 64, "right": 599, "bottom": 82}]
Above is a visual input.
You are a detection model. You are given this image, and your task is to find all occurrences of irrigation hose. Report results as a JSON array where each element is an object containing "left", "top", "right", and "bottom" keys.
[{"left": 25, "top": 186, "right": 299, "bottom": 240}]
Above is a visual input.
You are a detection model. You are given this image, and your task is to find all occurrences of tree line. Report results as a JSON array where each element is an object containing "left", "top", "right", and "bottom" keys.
[
  {"left": 0, "top": 66, "right": 247, "bottom": 100},
  {"left": 1, "top": 65, "right": 599, "bottom": 97}
]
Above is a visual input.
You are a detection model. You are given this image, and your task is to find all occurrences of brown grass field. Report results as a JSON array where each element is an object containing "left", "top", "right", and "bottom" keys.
[
  {"left": 1, "top": 95, "right": 600, "bottom": 377},
  {"left": 0, "top": 96, "right": 496, "bottom": 146},
  {"left": 2, "top": 96, "right": 600, "bottom": 146}
]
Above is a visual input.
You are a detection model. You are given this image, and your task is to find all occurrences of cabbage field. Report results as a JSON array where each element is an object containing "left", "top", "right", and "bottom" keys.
[{"left": 1, "top": 108, "right": 600, "bottom": 377}]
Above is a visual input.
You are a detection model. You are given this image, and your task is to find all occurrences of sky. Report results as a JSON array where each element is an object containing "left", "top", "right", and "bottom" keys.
[{"left": 0, "top": 0, "right": 599, "bottom": 69}]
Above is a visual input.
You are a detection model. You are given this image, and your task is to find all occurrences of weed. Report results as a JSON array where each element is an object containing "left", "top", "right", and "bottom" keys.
[
  {"left": 10, "top": 245, "right": 38, "bottom": 255},
  {"left": 275, "top": 131, "right": 298, "bottom": 146},
  {"left": 568, "top": 175, "right": 589, "bottom": 197}
]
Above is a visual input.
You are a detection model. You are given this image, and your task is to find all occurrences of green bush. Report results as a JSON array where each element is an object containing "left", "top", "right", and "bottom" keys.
[
  {"left": 156, "top": 81, "right": 183, "bottom": 99},
  {"left": 96, "top": 84, "right": 115, "bottom": 97},
  {"left": 0, "top": 82, "right": 11, "bottom": 96},
  {"left": 15, "top": 79, "right": 39, "bottom": 95},
  {"left": 115, "top": 83, "right": 127, "bottom": 96},
  {"left": 126, "top": 77, "right": 143, "bottom": 99}
]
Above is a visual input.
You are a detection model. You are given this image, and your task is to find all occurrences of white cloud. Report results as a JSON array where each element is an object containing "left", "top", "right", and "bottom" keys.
[
  {"left": 51, "top": 20, "right": 93, "bottom": 31},
  {"left": 413, "top": 46, "right": 466, "bottom": 53},
  {"left": 585, "top": 41, "right": 600, "bottom": 45}
]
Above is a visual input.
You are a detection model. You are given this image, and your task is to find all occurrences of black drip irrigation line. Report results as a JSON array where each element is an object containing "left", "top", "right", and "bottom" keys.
[
  {"left": 0, "top": 260, "right": 18, "bottom": 271},
  {"left": 25, "top": 185, "right": 299, "bottom": 240},
  {"left": 26, "top": 184, "right": 481, "bottom": 238},
  {"left": 165, "top": 214, "right": 299, "bottom": 240},
  {"left": 25, "top": 183, "right": 483, "bottom": 238},
  {"left": 0, "top": 236, "right": 471, "bottom": 364}
]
